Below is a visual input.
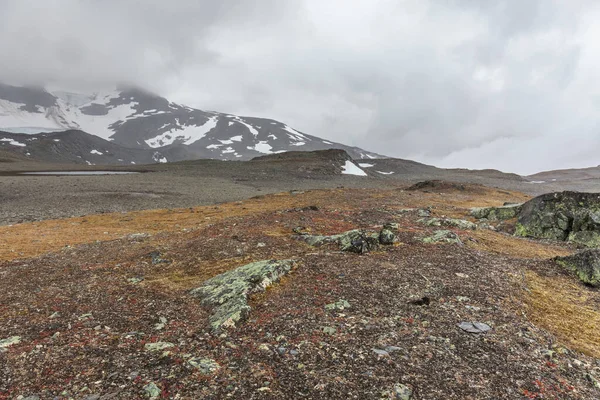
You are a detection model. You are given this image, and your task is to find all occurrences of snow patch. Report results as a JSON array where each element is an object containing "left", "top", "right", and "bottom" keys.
[
  {"left": 376, "top": 171, "right": 395, "bottom": 175},
  {"left": 152, "top": 152, "right": 167, "bottom": 163},
  {"left": 90, "top": 149, "right": 103, "bottom": 155},
  {"left": 234, "top": 117, "right": 259, "bottom": 137},
  {"left": 248, "top": 141, "right": 273, "bottom": 154},
  {"left": 0, "top": 138, "right": 26, "bottom": 147},
  {"left": 341, "top": 161, "right": 367, "bottom": 176},
  {"left": 229, "top": 135, "right": 243, "bottom": 142},
  {"left": 145, "top": 116, "right": 218, "bottom": 147},
  {"left": 358, "top": 163, "right": 375, "bottom": 168},
  {"left": 282, "top": 125, "right": 307, "bottom": 141}
]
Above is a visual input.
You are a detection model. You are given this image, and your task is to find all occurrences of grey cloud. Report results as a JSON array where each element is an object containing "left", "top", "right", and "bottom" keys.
[{"left": 0, "top": 0, "right": 598, "bottom": 174}]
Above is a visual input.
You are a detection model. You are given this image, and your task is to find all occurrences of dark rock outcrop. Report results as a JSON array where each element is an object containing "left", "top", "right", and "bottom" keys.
[
  {"left": 516, "top": 192, "right": 600, "bottom": 247},
  {"left": 555, "top": 250, "right": 600, "bottom": 287}
]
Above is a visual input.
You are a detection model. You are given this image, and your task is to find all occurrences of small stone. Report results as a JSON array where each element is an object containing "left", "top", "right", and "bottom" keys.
[
  {"left": 372, "top": 348, "right": 390, "bottom": 357},
  {"left": 325, "top": 299, "right": 351, "bottom": 311},
  {"left": 257, "top": 242, "right": 266, "bottom": 248},
  {"left": 258, "top": 344, "right": 271, "bottom": 353},
  {"left": 128, "top": 277, "right": 144, "bottom": 284},
  {"left": 143, "top": 382, "right": 161, "bottom": 399},
  {"left": 384, "top": 346, "right": 402, "bottom": 353},
  {"left": 154, "top": 316, "right": 167, "bottom": 331}
]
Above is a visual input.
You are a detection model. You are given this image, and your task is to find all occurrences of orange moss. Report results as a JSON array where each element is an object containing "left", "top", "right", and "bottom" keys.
[{"left": 524, "top": 271, "right": 600, "bottom": 358}]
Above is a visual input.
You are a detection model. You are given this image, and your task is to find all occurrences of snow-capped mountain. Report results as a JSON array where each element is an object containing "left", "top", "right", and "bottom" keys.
[{"left": 0, "top": 83, "right": 382, "bottom": 162}]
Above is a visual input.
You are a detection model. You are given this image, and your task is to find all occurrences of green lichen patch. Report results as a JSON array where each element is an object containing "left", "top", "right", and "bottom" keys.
[
  {"left": 471, "top": 204, "right": 522, "bottom": 221},
  {"left": 144, "top": 342, "right": 175, "bottom": 352},
  {"left": 190, "top": 259, "right": 297, "bottom": 332},
  {"left": 419, "top": 218, "right": 476, "bottom": 230},
  {"left": 0, "top": 336, "right": 21, "bottom": 349}
]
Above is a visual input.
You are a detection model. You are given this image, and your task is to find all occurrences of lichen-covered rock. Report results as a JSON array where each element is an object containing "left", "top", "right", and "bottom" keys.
[
  {"left": 188, "top": 357, "right": 220, "bottom": 374},
  {"left": 555, "top": 249, "right": 600, "bottom": 287},
  {"left": 300, "top": 227, "right": 396, "bottom": 253},
  {"left": 143, "top": 382, "right": 161, "bottom": 399},
  {"left": 516, "top": 191, "right": 600, "bottom": 246},
  {"left": 379, "top": 223, "right": 398, "bottom": 245},
  {"left": 419, "top": 218, "right": 476, "bottom": 230},
  {"left": 422, "top": 230, "right": 462, "bottom": 245},
  {"left": 302, "top": 234, "right": 342, "bottom": 247},
  {"left": 190, "top": 259, "right": 296, "bottom": 332},
  {"left": 339, "top": 230, "right": 380, "bottom": 254},
  {"left": 325, "top": 299, "right": 351, "bottom": 311},
  {"left": 471, "top": 204, "right": 522, "bottom": 220}
]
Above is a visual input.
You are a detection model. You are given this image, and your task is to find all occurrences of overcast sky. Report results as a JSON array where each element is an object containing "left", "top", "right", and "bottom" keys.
[{"left": 1, "top": 0, "right": 599, "bottom": 174}]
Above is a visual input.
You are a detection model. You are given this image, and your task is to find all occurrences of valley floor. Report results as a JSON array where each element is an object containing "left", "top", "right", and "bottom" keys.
[{"left": 1, "top": 184, "right": 600, "bottom": 399}]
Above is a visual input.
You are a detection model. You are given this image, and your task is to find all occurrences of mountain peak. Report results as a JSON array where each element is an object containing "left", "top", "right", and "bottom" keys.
[{"left": 0, "top": 83, "right": 384, "bottom": 162}]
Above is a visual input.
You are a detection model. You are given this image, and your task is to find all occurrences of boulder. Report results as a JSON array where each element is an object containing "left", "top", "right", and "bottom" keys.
[
  {"left": 470, "top": 204, "right": 522, "bottom": 221},
  {"left": 516, "top": 191, "right": 600, "bottom": 247},
  {"left": 190, "top": 259, "right": 296, "bottom": 332},
  {"left": 555, "top": 249, "right": 600, "bottom": 287}
]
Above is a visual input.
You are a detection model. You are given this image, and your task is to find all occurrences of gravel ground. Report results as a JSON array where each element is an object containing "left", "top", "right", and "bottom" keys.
[
  {"left": 1, "top": 186, "right": 599, "bottom": 399},
  {"left": 2, "top": 157, "right": 600, "bottom": 226}
]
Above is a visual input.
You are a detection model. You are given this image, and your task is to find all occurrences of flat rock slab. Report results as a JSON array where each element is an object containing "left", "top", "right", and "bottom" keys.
[
  {"left": 190, "top": 259, "right": 296, "bottom": 332},
  {"left": 458, "top": 322, "right": 492, "bottom": 334}
]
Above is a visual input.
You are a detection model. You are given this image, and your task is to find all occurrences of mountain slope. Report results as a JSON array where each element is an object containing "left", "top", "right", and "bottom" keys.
[{"left": 0, "top": 83, "right": 382, "bottom": 161}]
